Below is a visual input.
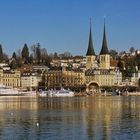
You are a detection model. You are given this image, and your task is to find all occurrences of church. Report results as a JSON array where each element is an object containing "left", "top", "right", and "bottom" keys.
[{"left": 85, "top": 20, "right": 122, "bottom": 93}]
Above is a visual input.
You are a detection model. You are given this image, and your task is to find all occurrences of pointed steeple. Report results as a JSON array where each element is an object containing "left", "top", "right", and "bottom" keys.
[
  {"left": 100, "top": 19, "right": 109, "bottom": 55},
  {"left": 86, "top": 19, "right": 95, "bottom": 56}
]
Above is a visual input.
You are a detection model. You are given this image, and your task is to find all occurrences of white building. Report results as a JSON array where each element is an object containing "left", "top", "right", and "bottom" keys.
[
  {"left": 131, "top": 70, "right": 140, "bottom": 86},
  {"left": 0, "top": 63, "right": 10, "bottom": 70},
  {"left": 32, "top": 65, "right": 49, "bottom": 73},
  {"left": 21, "top": 71, "right": 41, "bottom": 90},
  {"left": 114, "top": 68, "right": 123, "bottom": 86}
]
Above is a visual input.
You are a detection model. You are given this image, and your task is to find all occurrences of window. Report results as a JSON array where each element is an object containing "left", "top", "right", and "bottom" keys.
[{"left": 87, "top": 57, "right": 91, "bottom": 62}]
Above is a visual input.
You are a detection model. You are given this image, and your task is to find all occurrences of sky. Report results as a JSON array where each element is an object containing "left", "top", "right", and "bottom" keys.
[{"left": 0, "top": 0, "right": 140, "bottom": 56}]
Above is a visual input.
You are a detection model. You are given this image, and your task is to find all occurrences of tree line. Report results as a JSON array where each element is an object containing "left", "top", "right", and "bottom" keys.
[{"left": 0, "top": 43, "right": 73, "bottom": 69}]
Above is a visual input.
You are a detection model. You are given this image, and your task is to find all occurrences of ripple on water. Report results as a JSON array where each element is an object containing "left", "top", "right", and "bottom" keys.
[{"left": 0, "top": 96, "right": 140, "bottom": 140}]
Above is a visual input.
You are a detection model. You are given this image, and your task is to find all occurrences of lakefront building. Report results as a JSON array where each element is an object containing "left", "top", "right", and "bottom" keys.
[
  {"left": 45, "top": 68, "right": 85, "bottom": 90},
  {"left": 131, "top": 69, "right": 140, "bottom": 86},
  {"left": 85, "top": 21, "right": 122, "bottom": 93},
  {"left": 0, "top": 69, "right": 21, "bottom": 87},
  {"left": 21, "top": 71, "right": 42, "bottom": 90}
]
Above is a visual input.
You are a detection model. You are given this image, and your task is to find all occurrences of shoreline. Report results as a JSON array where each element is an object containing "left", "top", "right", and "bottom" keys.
[
  {"left": 0, "top": 91, "right": 140, "bottom": 97},
  {"left": 74, "top": 91, "right": 140, "bottom": 97}
]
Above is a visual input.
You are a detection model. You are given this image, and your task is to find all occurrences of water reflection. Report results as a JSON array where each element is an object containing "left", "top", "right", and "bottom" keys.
[{"left": 0, "top": 96, "right": 140, "bottom": 140}]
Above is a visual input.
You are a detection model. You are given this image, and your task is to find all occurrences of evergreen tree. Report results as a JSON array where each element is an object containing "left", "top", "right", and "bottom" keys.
[
  {"left": 10, "top": 59, "right": 17, "bottom": 69},
  {"left": 21, "top": 43, "right": 29, "bottom": 61},
  {"left": 12, "top": 52, "right": 17, "bottom": 60},
  {"left": 129, "top": 47, "right": 135, "bottom": 54},
  {"left": 0, "top": 44, "right": 3, "bottom": 62},
  {"left": 54, "top": 52, "right": 58, "bottom": 58},
  {"left": 36, "top": 43, "right": 41, "bottom": 64}
]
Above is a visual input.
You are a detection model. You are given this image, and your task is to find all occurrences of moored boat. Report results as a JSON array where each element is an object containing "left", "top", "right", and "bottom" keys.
[
  {"left": 39, "top": 88, "right": 74, "bottom": 97},
  {"left": 0, "top": 84, "right": 37, "bottom": 96},
  {"left": 53, "top": 88, "right": 74, "bottom": 97},
  {"left": 0, "top": 84, "right": 19, "bottom": 96},
  {"left": 18, "top": 88, "right": 37, "bottom": 96}
]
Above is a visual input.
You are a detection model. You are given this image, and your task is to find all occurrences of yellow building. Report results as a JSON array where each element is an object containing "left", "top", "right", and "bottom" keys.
[
  {"left": 45, "top": 68, "right": 85, "bottom": 89},
  {"left": 85, "top": 69, "right": 115, "bottom": 86},
  {"left": 45, "top": 69, "right": 62, "bottom": 89},
  {"left": 0, "top": 69, "right": 21, "bottom": 87},
  {"left": 62, "top": 69, "right": 85, "bottom": 88}
]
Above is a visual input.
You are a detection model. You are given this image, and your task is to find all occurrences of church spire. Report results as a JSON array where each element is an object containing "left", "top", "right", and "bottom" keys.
[
  {"left": 86, "top": 19, "right": 95, "bottom": 56},
  {"left": 100, "top": 19, "right": 109, "bottom": 55}
]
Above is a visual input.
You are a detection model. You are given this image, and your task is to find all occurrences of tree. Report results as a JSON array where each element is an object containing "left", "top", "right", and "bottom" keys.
[
  {"left": 30, "top": 44, "right": 36, "bottom": 59},
  {"left": 135, "top": 54, "right": 140, "bottom": 70},
  {"left": 36, "top": 43, "right": 41, "bottom": 64},
  {"left": 21, "top": 43, "right": 29, "bottom": 62},
  {"left": 0, "top": 44, "right": 3, "bottom": 62},
  {"left": 41, "top": 48, "right": 48, "bottom": 63},
  {"left": 117, "top": 60, "right": 123, "bottom": 69},
  {"left": 28, "top": 54, "right": 33, "bottom": 64},
  {"left": 59, "top": 51, "right": 72, "bottom": 58},
  {"left": 3, "top": 53, "right": 9, "bottom": 62},
  {"left": 16, "top": 49, "right": 21, "bottom": 58},
  {"left": 12, "top": 52, "right": 17, "bottom": 60},
  {"left": 129, "top": 47, "right": 135, "bottom": 54},
  {"left": 54, "top": 52, "right": 58, "bottom": 59},
  {"left": 9, "top": 59, "right": 17, "bottom": 69},
  {"left": 14, "top": 49, "right": 22, "bottom": 67},
  {"left": 138, "top": 78, "right": 140, "bottom": 87},
  {"left": 110, "top": 49, "right": 118, "bottom": 59}
]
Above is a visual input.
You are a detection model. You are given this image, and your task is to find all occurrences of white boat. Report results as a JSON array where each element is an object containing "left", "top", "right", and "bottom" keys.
[
  {"left": 39, "top": 88, "right": 74, "bottom": 97},
  {"left": 0, "top": 84, "right": 19, "bottom": 96},
  {"left": 0, "top": 84, "right": 37, "bottom": 96},
  {"left": 18, "top": 89, "right": 37, "bottom": 96},
  {"left": 53, "top": 88, "right": 74, "bottom": 97},
  {"left": 39, "top": 91, "right": 48, "bottom": 97}
]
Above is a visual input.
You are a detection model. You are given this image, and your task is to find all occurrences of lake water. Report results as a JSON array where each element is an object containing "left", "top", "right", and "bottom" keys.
[{"left": 0, "top": 96, "right": 140, "bottom": 140}]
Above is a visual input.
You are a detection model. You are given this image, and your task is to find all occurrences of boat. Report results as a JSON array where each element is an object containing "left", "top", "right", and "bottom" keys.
[
  {"left": 0, "top": 84, "right": 37, "bottom": 96},
  {"left": 38, "top": 91, "right": 48, "bottom": 97},
  {"left": 53, "top": 88, "right": 74, "bottom": 97},
  {"left": 18, "top": 90, "right": 37, "bottom": 96},
  {"left": 18, "top": 88, "right": 37, "bottom": 96},
  {"left": 0, "top": 84, "right": 20, "bottom": 96},
  {"left": 39, "top": 88, "right": 74, "bottom": 97}
]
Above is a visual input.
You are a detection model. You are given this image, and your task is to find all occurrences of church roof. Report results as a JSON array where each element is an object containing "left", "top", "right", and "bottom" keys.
[
  {"left": 100, "top": 22, "right": 109, "bottom": 55},
  {"left": 86, "top": 23, "right": 95, "bottom": 56}
]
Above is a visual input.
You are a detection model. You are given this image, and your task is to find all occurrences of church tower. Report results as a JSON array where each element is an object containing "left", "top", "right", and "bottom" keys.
[
  {"left": 99, "top": 20, "right": 110, "bottom": 69},
  {"left": 86, "top": 21, "right": 96, "bottom": 69}
]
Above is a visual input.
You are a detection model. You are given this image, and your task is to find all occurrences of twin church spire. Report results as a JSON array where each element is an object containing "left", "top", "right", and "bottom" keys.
[
  {"left": 86, "top": 20, "right": 95, "bottom": 56},
  {"left": 100, "top": 21, "right": 109, "bottom": 55},
  {"left": 86, "top": 19, "right": 110, "bottom": 69},
  {"left": 86, "top": 19, "right": 109, "bottom": 56}
]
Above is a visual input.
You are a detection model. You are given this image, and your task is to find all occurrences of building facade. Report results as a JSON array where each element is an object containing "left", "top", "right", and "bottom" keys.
[
  {"left": 0, "top": 69, "right": 21, "bottom": 87},
  {"left": 21, "top": 71, "right": 41, "bottom": 90},
  {"left": 45, "top": 68, "right": 85, "bottom": 89},
  {"left": 131, "top": 70, "right": 140, "bottom": 86}
]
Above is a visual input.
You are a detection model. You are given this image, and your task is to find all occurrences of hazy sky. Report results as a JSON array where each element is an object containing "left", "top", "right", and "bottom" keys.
[{"left": 0, "top": 0, "right": 140, "bottom": 56}]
